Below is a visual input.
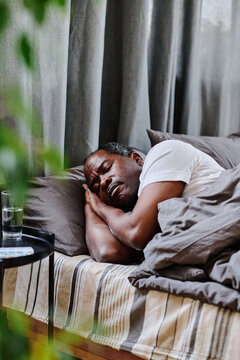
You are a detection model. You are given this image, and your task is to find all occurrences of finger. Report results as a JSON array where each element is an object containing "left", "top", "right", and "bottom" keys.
[
  {"left": 84, "top": 189, "right": 90, "bottom": 201},
  {"left": 82, "top": 184, "right": 88, "bottom": 191}
]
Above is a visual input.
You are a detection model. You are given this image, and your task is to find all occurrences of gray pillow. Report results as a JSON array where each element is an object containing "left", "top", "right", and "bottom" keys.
[
  {"left": 147, "top": 129, "right": 240, "bottom": 169},
  {"left": 23, "top": 165, "right": 88, "bottom": 256}
]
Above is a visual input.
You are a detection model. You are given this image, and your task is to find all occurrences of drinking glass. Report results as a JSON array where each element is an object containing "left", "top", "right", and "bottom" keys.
[{"left": 1, "top": 190, "right": 23, "bottom": 240}]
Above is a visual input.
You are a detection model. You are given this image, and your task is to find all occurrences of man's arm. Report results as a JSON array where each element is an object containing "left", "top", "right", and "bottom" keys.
[
  {"left": 84, "top": 181, "right": 185, "bottom": 251},
  {"left": 85, "top": 203, "right": 142, "bottom": 264}
]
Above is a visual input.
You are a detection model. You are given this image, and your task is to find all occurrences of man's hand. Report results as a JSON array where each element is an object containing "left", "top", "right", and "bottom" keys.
[
  {"left": 84, "top": 199, "right": 142, "bottom": 264},
  {"left": 83, "top": 184, "right": 105, "bottom": 214},
  {"left": 84, "top": 181, "right": 185, "bottom": 251}
]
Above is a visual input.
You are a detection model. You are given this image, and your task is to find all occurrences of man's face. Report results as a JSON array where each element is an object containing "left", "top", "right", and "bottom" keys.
[{"left": 84, "top": 150, "right": 143, "bottom": 210}]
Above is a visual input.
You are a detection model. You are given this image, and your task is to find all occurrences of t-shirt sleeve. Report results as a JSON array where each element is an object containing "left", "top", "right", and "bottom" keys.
[{"left": 138, "top": 140, "right": 199, "bottom": 195}]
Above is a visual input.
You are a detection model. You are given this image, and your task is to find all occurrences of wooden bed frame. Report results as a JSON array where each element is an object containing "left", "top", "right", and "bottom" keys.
[{"left": 25, "top": 315, "right": 142, "bottom": 360}]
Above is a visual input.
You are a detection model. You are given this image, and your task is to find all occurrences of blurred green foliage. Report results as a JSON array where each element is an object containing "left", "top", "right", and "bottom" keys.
[
  {"left": 23, "top": 0, "right": 66, "bottom": 25},
  {"left": 0, "top": 0, "right": 66, "bottom": 195},
  {"left": 0, "top": 308, "right": 76, "bottom": 359},
  {"left": 17, "top": 34, "right": 35, "bottom": 70},
  {"left": 0, "top": 2, "right": 10, "bottom": 33},
  {"left": 0, "top": 309, "right": 29, "bottom": 360},
  {"left": 0, "top": 0, "right": 78, "bottom": 359}
]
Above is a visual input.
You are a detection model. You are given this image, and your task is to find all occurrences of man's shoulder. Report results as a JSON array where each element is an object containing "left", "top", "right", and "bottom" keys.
[{"left": 147, "top": 139, "right": 194, "bottom": 157}]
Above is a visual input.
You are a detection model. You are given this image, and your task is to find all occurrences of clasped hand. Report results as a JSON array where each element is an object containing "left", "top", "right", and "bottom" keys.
[{"left": 83, "top": 184, "right": 104, "bottom": 215}]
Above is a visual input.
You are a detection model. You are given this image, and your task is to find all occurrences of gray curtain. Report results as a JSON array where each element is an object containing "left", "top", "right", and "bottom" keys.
[
  {"left": 66, "top": 0, "right": 240, "bottom": 166},
  {"left": 149, "top": 0, "right": 240, "bottom": 137},
  {"left": 1, "top": 0, "right": 240, "bottom": 168},
  {"left": 65, "top": 0, "right": 151, "bottom": 165},
  {"left": 0, "top": 1, "right": 71, "bottom": 168}
]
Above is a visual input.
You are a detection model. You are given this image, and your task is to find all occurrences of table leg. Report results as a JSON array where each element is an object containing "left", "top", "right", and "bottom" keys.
[
  {"left": 0, "top": 263, "right": 4, "bottom": 307},
  {"left": 48, "top": 252, "right": 54, "bottom": 342}
]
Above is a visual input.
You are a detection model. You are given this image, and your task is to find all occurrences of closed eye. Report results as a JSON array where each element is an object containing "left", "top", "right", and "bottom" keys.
[
  {"left": 103, "top": 162, "right": 112, "bottom": 173},
  {"left": 90, "top": 161, "right": 112, "bottom": 193},
  {"left": 91, "top": 180, "right": 99, "bottom": 193}
]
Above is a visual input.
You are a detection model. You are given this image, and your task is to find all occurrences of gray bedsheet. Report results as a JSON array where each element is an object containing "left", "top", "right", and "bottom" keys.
[{"left": 129, "top": 165, "right": 240, "bottom": 311}]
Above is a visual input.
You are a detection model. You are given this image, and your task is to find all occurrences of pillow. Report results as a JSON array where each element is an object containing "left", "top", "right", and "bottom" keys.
[
  {"left": 23, "top": 165, "right": 88, "bottom": 256},
  {"left": 147, "top": 129, "right": 240, "bottom": 169},
  {"left": 131, "top": 147, "right": 146, "bottom": 160}
]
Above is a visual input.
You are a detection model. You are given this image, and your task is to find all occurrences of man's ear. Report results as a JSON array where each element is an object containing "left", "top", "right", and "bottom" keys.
[{"left": 129, "top": 152, "right": 144, "bottom": 166}]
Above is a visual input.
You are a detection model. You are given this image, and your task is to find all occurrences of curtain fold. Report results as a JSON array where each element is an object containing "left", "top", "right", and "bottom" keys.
[
  {"left": 66, "top": 0, "right": 151, "bottom": 165},
  {"left": 219, "top": 0, "right": 240, "bottom": 135},
  {"left": 174, "top": 0, "right": 203, "bottom": 135},
  {"left": 149, "top": 0, "right": 240, "bottom": 138},
  {"left": 34, "top": 7, "right": 71, "bottom": 161},
  {"left": 100, "top": 0, "right": 150, "bottom": 153},
  {"left": 148, "top": 0, "right": 181, "bottom": 132},
  {"left": 65, "top": 0, "right": 107, "bottom": 166}
]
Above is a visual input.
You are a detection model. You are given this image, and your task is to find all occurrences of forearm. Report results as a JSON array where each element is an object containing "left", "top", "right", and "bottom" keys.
[
  {"left": 84, "top": 181, "right": 182, "bottom": 250},
  {"left": 96, "top": 203, "right": 140, "bottom": 249},
  {"left": 85, "top": 204, "right": 141, "bottom": 264}
]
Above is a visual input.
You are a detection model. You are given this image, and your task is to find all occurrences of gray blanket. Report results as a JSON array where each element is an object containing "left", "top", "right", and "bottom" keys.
[{"left": 129, "top": 165, "right": 240, "bottom": 311}]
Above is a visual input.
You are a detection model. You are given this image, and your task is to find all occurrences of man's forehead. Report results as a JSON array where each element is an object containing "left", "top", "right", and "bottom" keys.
[
  {"left": 87, "top": 149, "right": 121, "bottom": 165},
  {"left": 87, "top": 149, "right": 109, "bottom": 167},
  {"left": 85, "top": 150, "right": 111, "bottom": 176},
  {"left": 85, "top": 151, "right": 112, "bottom": 184}
]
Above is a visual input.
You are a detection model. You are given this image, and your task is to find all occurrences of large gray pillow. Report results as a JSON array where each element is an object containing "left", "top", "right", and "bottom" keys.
[
  {"left": 147, "top": 129, "right": 240, "bottom": 169},
  {"left": 23, "top": 165, "right": 88, "bottom": 256}
]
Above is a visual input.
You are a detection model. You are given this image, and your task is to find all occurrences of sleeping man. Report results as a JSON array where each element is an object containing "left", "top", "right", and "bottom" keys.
[{"left": 83, "top": 140, "right": 224, "bottom": 264}]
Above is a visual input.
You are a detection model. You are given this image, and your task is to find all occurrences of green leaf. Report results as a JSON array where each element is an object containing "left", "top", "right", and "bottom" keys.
[
  {"left": 0, "top": 122, "right": 27, "bottom": 155},
  {"left": 22, "top": 0, "right": 67, "bottom": 24},
  {"left": 17, "top": 33, "right": 34, "bottom": 70},
  {"left": 22, "top": 0, "right": 47, "bottom": 24},
  {"left": 50, "top": 0, "right": 66, "bottom": 7},
  {"left": 0, "top": 2, "right": 10, "bottom": 33},
  {"left": 7, "top": 310, "right": 29, "bottom": 335},
  {"left": 0, "top": 122, "right": 30, "bottom": 196},
  {"left": 0, "top": 309, "right": 29, "bottom": 360},
  {"left": 40, "top": 145, "right": 63, "bottom": 173},
  {"left": 3, "top": 86, "right": 42, "bottom": 137}
]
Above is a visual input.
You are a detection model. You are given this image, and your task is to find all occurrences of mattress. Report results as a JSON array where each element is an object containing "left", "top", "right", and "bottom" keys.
[{"left": 3, "top": 252, "right": 240, "bottom": 360}]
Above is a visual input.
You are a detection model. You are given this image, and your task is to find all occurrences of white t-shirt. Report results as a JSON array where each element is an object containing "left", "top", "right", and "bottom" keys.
[{"left": 138, "top": 140, "right": 224, "bottom": 198}]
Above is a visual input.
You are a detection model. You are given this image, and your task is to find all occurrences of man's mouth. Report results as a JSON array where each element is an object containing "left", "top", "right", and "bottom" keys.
[{"left": 107, "top": 181, "right": 121, "bottom": 200}]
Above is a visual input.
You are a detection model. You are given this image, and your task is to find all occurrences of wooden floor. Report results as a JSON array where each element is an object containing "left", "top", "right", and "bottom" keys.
[{"left": 26, "top": 316, "right": 142, "bottom": 360}]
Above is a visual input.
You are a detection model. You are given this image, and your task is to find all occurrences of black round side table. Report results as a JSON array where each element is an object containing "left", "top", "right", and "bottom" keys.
[{"left": 0, "top": 226, "right": 55, "bottom": 340}]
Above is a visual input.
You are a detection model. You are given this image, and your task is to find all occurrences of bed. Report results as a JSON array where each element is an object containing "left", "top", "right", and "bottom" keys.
[
  {"left": 3, "top": 252, "right": 240, "bottom": 360},
  {"left": 2, "top": 129, "right": 240, "bottom": 360}
]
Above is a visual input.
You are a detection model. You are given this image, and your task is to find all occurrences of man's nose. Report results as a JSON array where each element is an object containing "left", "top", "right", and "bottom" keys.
[{"left": 100, "top": 175, "right": 112, "bottom": 190}]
